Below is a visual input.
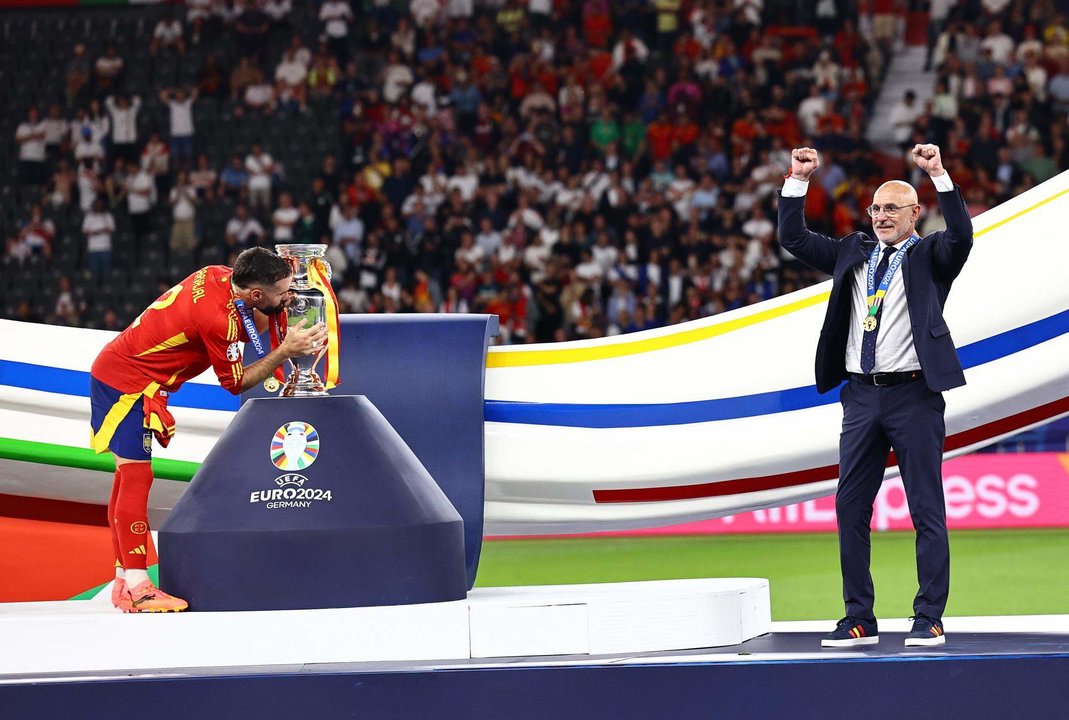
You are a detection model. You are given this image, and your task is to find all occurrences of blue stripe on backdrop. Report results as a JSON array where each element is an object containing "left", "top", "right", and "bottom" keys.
[
  {"left": 482, "top": 308, "right": 1069, "bottom": 428},
  {"left": 2, "top": 308, "right": 1068, "bottom": 425},
  {"left": 0, "top": 360, "right": 238, "bottom": 411}
]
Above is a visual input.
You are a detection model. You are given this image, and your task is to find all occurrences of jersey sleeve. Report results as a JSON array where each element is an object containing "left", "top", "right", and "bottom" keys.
[{"left": 203, "top": 308, "right": 246, "bottom": 395}]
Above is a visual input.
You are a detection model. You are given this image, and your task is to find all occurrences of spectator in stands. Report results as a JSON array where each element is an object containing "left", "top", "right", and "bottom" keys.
[
  {"left": 1049, "top": 58, "right": 1069, "bottom": 113},
  {"left": 980, "top": 19, "right": 1014, "bottom": 66},
  {"left": 185, "top": 0, "right": 221, "bottom": 46},
  {"left": 230, "top": 56, "right": 264, "bottom": 103},
  {"left": 294, "top": 200, "right": 317, "bottom": 243},
  {"left": 234, "top": 0, "right": 271, "bottom": 62},
  {"left": 381, "top": 50, "right": 414, "bottom": 105},
  {"left": 76, "top": 160, "right": 102, "bottom": 213},
  {"left": 82, "top": 198, "right": 116, "bottom": 276},
  {"left": 105, "top": 94, "right": 141, "bottom": 169},
  {"left": 333, "top": 201, "right": 365, "bottom": 261},
  {"left": 242, "top": 74, "right": 277, "bottom": 115},
  {"left": 197, "top": 53, "right": 226, "bottom": 100},
  {"left": 169, "top": 171, "right": 199, "bottom": 258},
  {"left": 105, "top": 158, "right": 132, "bottom": 208},
  {"left": 264, "top": 0, "right": 293, "bottom": 30},
  {"left": 5, "top": 233, "right": 31, "bottom": 266},
  {"left": 888, "top": 90, "right": 921, "bottom": 151},
  {"left": 319, "top": 0, "right": 354, "bottom": 64},
  {"left": 219, "top": 154, "right": 249, "bottom": 201},
  {"left": 138, "top": 132, "right": 167, "bottom": 178},
  {"left": 272, "top": 192, "right": 300, "bottom": 242},
  {"left": 65, "top": 43, "right": 91, "bottom": 106},
  {"left": 150, "top": 8, "right": 186, "bottom": 56},
  {"left": 86, "top": 99, "right": 111, "bottom": 157},
  {"left": 160, "top": 87, "right": 198, "bottom": 168},
  {"left": 126, "top": 161, "right": 157, "bottom": 246},
  {"left": 41, "top": 104, "right": 69, "bottom": 167},
  {"left": 45, "top": 159, "right": 76, "bottom": 212},
  {"left": 18, "top": 205, "right": 55, "bottom": 260},
  {"left": 51, "top": 275, "right": 86, "bottom": 327},
  {"left": 93, "top": 45, "right": 125, "bottom": 98},
  {"left": 15, "top": 108, "right": 47, "bottom": 186},
  {"left": 245, "top": 144, "right": 275, "bottom": 211},
  {"left": 307, "top": 51, "right": 340, "bottom": 98},
  {"left": 309, "top": 176, "right": 335, "bottom": 235},
  {"left": 190, "top": 153, "right": 219, "bottom": 201},
  {"left": 225, "top": 204, "right": 265, "bottom": 253},
  {"left": 275, "top": 47, "right": 309, "bottom": 112}
]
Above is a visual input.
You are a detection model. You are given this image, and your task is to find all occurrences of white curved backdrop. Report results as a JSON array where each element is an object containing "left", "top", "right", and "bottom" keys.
[{"left": 2, "top": 171, "right": 1069, "bottom": 535}]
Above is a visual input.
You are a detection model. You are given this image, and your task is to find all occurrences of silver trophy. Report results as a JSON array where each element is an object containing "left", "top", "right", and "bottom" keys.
[{"left": 275, "top": 244, "right": 331, "bottom": 397}]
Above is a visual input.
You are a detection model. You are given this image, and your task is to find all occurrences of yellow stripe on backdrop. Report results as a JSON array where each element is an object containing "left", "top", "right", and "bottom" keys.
[{"left": 486, "top": 292, "right": 830, "bottom": 368}]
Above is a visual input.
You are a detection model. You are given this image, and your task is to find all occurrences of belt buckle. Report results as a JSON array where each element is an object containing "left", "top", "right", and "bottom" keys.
[{"left": 872, "top": 373, "right": 890, "bottom": 387}]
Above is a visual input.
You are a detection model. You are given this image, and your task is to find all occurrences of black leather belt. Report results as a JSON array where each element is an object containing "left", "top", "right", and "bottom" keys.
[{"left": 849, "top": 371, "right": 924, "bottom": 387}]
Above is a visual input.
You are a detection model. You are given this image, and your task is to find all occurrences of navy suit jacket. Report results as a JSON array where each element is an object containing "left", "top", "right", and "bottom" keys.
[{"left": 778, "top": 185, "right": 973, "bottom": 394}]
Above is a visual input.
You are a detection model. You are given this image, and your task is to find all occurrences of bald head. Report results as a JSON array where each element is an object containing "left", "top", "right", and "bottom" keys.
[
  {"left": 871, "top": 180, "right": 921, "bottom": 246},
  {"left": 874, "top": 180, "right": 918, "bottom": 206}
]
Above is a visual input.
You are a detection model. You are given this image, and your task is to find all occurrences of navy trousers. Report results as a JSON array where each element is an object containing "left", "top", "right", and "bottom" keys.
[{"left": 837, "top": 377, "right": 950, "bottom": 621}]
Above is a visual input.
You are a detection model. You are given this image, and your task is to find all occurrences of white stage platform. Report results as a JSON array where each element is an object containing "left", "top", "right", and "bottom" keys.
[{"left": 0, "top": 578, "right": 771, "bottom": 677}]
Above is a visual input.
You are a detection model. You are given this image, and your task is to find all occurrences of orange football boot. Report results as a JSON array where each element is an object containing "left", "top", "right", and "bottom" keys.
[{"left": 122, "top": 580, "right": 189, "bottom": 613}]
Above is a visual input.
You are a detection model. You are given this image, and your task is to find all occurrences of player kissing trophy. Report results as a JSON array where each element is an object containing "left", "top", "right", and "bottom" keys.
[{"left": 274, "top": 243, "right": 341, "bottom": 396}]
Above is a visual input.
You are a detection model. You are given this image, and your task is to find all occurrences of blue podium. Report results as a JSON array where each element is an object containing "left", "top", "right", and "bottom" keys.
[
  {"left": 158, "top": 395, "right": 467, "bottom": 611},
  {"left": 242, "top": 314, "right": 498, "bottom": 590}
]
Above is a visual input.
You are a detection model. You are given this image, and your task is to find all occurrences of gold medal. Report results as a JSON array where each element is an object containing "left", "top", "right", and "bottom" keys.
[
  {"left": 264, "top": 378, "right": 280, "bottom": 393},
  {"left": 863, "top": 315, "right": 878, "bottom": 332}
]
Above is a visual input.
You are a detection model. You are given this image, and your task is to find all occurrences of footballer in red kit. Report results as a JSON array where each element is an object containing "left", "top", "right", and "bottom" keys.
[{"left": 89, "top": 247, "right": 327, "bottom": 612}]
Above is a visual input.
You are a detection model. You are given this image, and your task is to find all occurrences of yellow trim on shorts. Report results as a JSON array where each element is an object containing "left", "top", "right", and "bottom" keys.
[{"left": 90, "top": 381, "right": 162, "bottom": 454}]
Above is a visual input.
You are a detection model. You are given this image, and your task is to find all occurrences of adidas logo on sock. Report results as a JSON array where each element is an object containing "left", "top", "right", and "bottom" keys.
[{"left": 128, "top": 545, "right": 147, "bottom": 556}]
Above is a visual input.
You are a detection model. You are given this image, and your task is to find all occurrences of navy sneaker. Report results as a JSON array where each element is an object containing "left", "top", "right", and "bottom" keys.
[
  {"left": 905, "top": 615, "right": 945, "bottom": 647},
  {"left": 821, "top": 616, "right": 879, "bottom": 647}
]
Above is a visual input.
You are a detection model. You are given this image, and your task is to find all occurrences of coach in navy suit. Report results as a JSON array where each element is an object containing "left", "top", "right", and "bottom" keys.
[{"left": 778, "top": 144, "right": 973, "bottom": 648}]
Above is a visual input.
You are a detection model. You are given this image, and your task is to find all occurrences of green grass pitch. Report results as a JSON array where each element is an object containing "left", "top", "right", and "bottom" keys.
[{"left": 475, "top": 529, "right": 1069, "bottom": 621}]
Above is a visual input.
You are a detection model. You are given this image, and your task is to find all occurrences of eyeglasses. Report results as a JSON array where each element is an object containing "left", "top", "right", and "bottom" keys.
[{"left": 866, "top": 203, "right": 918, "bottom": 217}]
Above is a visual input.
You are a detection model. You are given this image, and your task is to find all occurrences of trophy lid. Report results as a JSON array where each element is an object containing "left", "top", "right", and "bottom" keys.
[{"left": 275, "top": 244, "right": 327, "bottom": 259}]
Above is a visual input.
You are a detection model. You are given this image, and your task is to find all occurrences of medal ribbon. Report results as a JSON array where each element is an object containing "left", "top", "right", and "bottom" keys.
[
  {"left": 234, "top": 298, "right": 287, "bottom": 384},
  {"left": 866, "top": 235, "right": 918, "bottom": 317},
  {"left": 306, "top": 258, "right": 341, "bottom": 389}
]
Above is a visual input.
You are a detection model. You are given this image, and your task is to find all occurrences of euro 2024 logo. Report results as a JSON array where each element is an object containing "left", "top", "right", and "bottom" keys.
[
  {"left": 270, "top": 421, "right": 319, "bottom": 471},
  {"left": 253, "top": 421, "right": 332, "bottom": 508}
]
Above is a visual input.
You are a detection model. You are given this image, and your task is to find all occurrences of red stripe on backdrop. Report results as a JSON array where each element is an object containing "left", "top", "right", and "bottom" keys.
[
  {"left": 0, "top": 1, "right": 80, "bottom": 7},
  {"left": 592, "top": 396, "right": 1069, "bottom": 504},
  {"left": 0, "top": 493, "right": 108, "bottom": 526}
]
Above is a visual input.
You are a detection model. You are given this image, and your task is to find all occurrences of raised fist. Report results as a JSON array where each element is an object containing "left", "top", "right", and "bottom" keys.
[
  {"left": 911, "top": 144, "right": 945, "bottom": 176},
  {"left": 790, "top": 147, "right": 821, "bottom": 181}
]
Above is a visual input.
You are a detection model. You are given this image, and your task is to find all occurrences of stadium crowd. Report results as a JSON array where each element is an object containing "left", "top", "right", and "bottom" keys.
[{"left": 3, "top": 0, "right": 1068, "bottom": 343}]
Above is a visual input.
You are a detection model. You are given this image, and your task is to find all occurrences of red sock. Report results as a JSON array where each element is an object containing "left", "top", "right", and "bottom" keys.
[
  {"left": 107, "top": 470, "right": 123, "bottom": 571},
  {"left": 114, "top": 462, "right": 154, "bottom": 571}
]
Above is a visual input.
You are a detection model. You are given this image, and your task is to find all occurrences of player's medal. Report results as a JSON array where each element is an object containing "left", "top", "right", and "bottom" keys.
[
  {"left": 235, "top": 297, "right": 281, "bottom": 394},
  {"left": 864, "top": 235, "right": 919, "bottom": 333}
]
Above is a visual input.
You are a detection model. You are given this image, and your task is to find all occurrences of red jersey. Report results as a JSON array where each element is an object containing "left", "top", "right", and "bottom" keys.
[{"left": 92, "top": 266, "right": 250, "bottom": 396}]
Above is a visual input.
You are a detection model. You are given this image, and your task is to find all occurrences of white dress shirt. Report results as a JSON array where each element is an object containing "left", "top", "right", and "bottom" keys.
[{"left": 782, "top": 171, "right": 955, "bottom": 373}]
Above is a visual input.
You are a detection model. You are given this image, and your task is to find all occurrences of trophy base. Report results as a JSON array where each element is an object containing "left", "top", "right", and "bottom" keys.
[{"left": 280, "top": 371, "right": 328, "bottom": 397}]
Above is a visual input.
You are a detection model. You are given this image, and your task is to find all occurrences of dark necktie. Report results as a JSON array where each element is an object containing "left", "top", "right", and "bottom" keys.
[{"left": 860, "top": 246, "right": 897, "bottom": 375}]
